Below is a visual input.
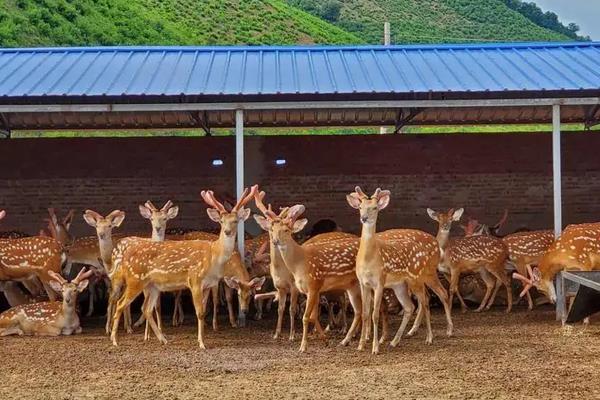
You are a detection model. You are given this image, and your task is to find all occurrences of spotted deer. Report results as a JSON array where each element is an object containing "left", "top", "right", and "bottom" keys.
[
  {"left": 110, "top": 187, "right": 262, "bottom": 348},
  {"left": 428, "top": 208, "right": 513, "bottom": 313},
  {"left": 0, "top": 268, "right": 93, "bottom": 336},
  {"left": 253, "top": 190, "right": 362, "bottom": 352},
  {"left": 347, "top": 187, "right": 452, "bottom": 354},
  {"left": 514, "top": 222, "right": 600, "bottom": 304}
]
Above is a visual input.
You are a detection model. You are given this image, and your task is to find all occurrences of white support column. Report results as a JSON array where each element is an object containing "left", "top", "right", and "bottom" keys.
[
  {"left": 235, "top": 109, "right": 245, "bottom": 255},
  {"left": 552, "top": 104, "right": 562, "bottom": 238}
]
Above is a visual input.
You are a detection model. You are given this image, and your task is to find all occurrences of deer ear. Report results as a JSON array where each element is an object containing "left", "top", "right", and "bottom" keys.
[
  {"left": 377, "top": 193, "right": 390, "bottom": 210},
  {"left": 76, "top": 279, "right": 90, "bottom": 293},
  {"left": 166, "top": 206, "right": 179, "bottom": 220},
  {"left": 83, "top": 212, "right": 98, "bottom": 227},
  {"left": 237, "top": 207, "right": 251, "bottom": 221},
  {"left": 139, "top": 205, "right": 152, "bottom": 219},
  {"left": 109, "top": 211, "right": 126, "bottom": 228},
  {"left": 206, "top": 208, "right": 221, "bottom": 223},
  {"left": 346, "top": 193, "right": 361, "bottom": 209},
  {"left": 452, "top": 208, "right": 464, "bottom": 221},
  {"left": 292, "top": 218, "right": 308, "bottom": 233},
  {"left": 532, "top": 267, "right": 542, "bottom": 283},
  {"left": 49, "top": 280, "right": 62, "bottom": 293},
  {"left": 223, "top": 276, "right": 240, "bottom": 290},
  {"left": 250, "top": 276, "right": 266, "bottom": 291},
  {"left": 253, "top": 215, "right": 271, "bottom": 231},
  {"left": 426, "top": 208, "right": 438, "bottom": 221},
  {"left": 0, "top": 210, "right": 5, "bottom": 220}
]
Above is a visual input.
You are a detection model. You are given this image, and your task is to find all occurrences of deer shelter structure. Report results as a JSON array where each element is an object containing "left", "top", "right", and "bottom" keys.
[{"left": 1, "top": 41, "right": 600, "bottom": 255}]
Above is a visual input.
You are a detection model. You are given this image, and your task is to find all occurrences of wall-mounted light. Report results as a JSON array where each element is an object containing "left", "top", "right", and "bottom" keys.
[
  {"left": 275, "top": 159, "right": 286, "bottom": 166},
  {"left": 212, "top": 159, "right": 224, "bottom": 166}
]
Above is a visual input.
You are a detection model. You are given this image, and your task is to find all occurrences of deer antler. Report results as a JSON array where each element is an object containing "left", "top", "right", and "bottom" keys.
[
  {"left": 63, "top": 209, "right": 75, "bottom": 225},
  {"left": 492, "top": 209, "right": 509, "bottom": 231},
  {"left": 72, "top": 267, "right": 94, "bottom": 285},
  {"left": 201, "top": 190, "right": 227, "bottom": 213},
  {"left": 48, "top": 271, "right": 67, "bottom": 285},
  {"left": 254, "top": 190, "right": 278, "bottom": 219},
  {"left": 161, "top": 200, "right": 173, "bottom": 212},
  {"left": 47, "top": 208, "right": 58, "bottom": 225},
  {"left": 512, "top": 264, "right": 536, "bottom": 298},
  {"left": 285, "top": 204, "right": 306, "bottom": 225},
  {"left": 354, "top": 186, "right": 368, "bottom": 199},
  {"left": 231, "top": 185, "right": 258, "bottom": 212},
  {"left": 144, "top": 201, "right": 158, "bottom": 212}
]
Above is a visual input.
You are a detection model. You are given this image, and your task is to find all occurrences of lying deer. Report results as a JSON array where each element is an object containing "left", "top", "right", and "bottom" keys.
[
  {"left": 110, "top": 187, "right": 263, "bottom": 348},
  {"left": 254, "top": 189, "right": 362, "bottom": 352},
  {"left": 514, "top": 222, "right": 600, "bottom": 304},
  {"left": 0, "top": 268, "right": 93, "bottom": 336},
  {"left": 348, "top": 188, "right": 452, "bottom": 354},
  {"left": 428, "top": 207, "right": 513, "bottom": 313}
]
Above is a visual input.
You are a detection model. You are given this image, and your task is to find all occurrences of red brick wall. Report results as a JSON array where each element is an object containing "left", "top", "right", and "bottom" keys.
[{"left": 0, "top": 132, "right": 598, "bottom": 238}]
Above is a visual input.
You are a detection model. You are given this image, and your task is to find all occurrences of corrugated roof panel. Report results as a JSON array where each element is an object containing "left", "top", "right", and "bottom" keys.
[{"left": 0, "top": 42, "right": 599, "bottom": 99}]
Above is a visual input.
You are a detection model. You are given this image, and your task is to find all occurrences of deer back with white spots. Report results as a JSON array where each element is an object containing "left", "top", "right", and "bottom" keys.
[{"left": 0, "top": 267, "right": 93, "bottom": 336}]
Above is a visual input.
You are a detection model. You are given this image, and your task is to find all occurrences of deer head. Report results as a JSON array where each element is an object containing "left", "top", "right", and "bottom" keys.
[
  {"left": 83, "top": 210, "right": 126, "bottom": 241},
  {"left": 427, "top": 208, "right": 464, "bottom": 233},
  {"left": 253, "top": 189, "right": 307, "bottom": 249},
  {"left": 512, "top": 264, "right": 556, "bottom": 303},
  {"left": 47, "top": 268, "right": 94, "bottom": 307},
  {"left": 223, "top": 276, "right": 266, "bottom": 326},
  {"left": 139, "top": 200, "right": 179, "bottom": 241},
  {"left": 45, "top": 208, "right": 75, "bottom": 245},
  {"left": 202, "top": 186, "right": 257, "bottom": 240},
  {"left": 346, "top": 186, "right": 391, "bottom": 226}
]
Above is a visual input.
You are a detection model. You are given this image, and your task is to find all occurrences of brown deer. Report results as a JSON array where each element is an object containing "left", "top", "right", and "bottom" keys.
[
  {"left": 428, "top": 208, "right": 513, "bottom": 313},
  {"left": 514, "top": 223, "right": 600, "bottom": 304},
  {"left": 109, "top": 187, "right": 262, "bottom": 348},
  {"left": 253, "top": 190, "right": 362, "bottom": 352},
  {"left": 0, "top": 268, "right": 93, "bottom": 336},
  {"left": 0, "top": 281, "right": 36, "bottom": 306},
  {"left": 347, "top": 187, "right": 452, "bottom": 354}
]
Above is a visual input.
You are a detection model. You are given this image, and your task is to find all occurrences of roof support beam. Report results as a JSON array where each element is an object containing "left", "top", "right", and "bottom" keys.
[
  {"left": 0, "top": 113, "right": 10, "bottom": 138},
  {"left": 0, "top": 97, "right": 599, "bottom": 113},
  {"left": 190, "top": 111, "right": 211, "bottom": 136},
  {"left": 235, "top": 109, "right": 245, "bottom": 256},
  {"left": 552, "top": 104, "right": 562, "bottom": 238},
  {"left": 393, "top": 108, "right": 423, "bottom": 133},
  {"left": 584, "top": 104, "right": 600, "bottom": 130}
]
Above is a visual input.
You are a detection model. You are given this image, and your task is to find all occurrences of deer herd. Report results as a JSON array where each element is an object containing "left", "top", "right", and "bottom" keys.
[{"left": 0, "top": 185, "right": 599, "bottom": 354}]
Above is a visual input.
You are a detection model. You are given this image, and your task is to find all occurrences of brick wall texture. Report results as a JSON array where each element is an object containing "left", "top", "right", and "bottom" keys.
[{"left": 0, "top": 132, "right": 598, "bottom": 238}]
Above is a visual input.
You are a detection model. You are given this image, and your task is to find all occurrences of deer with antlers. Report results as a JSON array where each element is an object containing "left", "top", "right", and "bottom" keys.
[
  {"left": 0, "top": 268, "right": 93, "bottom": 336},
  {"left": 347, "top": 187, "right": 452, "bottom": 354},
  {"left": 109, "top": 187, "right": 262, "bottom": 348},
  {"left": 514, "top": 223, "right": 600, "bottom": 305},
  {"left": 428, "top": 208, "right": 513, "bottom": 313},
  {"left": 254, "top": 189, "right": 362, "bottom": 352}
]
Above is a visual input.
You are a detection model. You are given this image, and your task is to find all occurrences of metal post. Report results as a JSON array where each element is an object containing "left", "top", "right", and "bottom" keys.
[
  {"left": 555, "top": 272, "right": 566, "bottom": 323},
  {"left": 380, "top": 21, "right": 391, "bottom": 135},
  {"left": 235, "top": 109, "right": 245, "bottom": 256},
  {"left": 552, "top": 104, "right": 562, "bottom": 238}
]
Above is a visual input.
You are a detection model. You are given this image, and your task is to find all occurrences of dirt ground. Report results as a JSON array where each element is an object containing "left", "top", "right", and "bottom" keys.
[{"left": 1, "top": 307, "right": 599, "bottom": 400}]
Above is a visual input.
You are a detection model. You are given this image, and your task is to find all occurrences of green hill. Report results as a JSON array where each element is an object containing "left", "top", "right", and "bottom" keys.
[
  {"left": 0, "top": 0, "right": 361, "bottom": 47},
  {"left": 287, "top": 0, "right": 575, "bottom": 43}
]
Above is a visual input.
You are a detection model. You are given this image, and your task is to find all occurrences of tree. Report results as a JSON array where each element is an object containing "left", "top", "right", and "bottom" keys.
[{"left": 320, "top": 1, "right": 341, "bottom": 22}]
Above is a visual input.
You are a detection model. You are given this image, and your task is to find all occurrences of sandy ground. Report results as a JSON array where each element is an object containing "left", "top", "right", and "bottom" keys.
[{"left": 1, "top": 307, "right": 599, "bottom": 400}]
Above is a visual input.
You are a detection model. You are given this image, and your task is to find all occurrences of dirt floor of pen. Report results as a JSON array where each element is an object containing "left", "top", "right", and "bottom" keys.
[{"left": 1, "top": 307, "right": 599, "bottom": 400}]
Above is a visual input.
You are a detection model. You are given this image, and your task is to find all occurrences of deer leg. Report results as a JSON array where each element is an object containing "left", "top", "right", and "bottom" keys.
[
  {"left": 485, "top": 279, "right": 501, "bottom": 310},
  {"left": 341, "top": 294, "right": 349, "bottom": 334},
  {"left": 172, "top": 291, "right": 182, "bottom": 327},
  {"left": 325, "top": 301, "right": 334, "bottom": 332},
  {"left": 414, "top": 285, "right": 433, "bottom": 344},
  {"left": 273, "top": 287, "right": 288, "bottom": 339},
  {"left": 406, "top": 295, "right": 425, "bottom": 337},
  {"left": 448, "top": 272, "right": 468, "bottom": 312},
  {"left": 515, "top": 263, "right": 534, "bottom": 310},
  {"left": 390, "top": 282, "right": 415, "bottom": 347},
  {"left": 475, "top": 269, "right": 495, "bottom": 312},
  {"left": 289, "top": 287, "right": 298, "bottom": 341},
  {"left": 0, "top": 325, "right": 24, "bottom": 336},
  {"left": 143, "top": 287, "right": 167, "bottom": 344},
  {"left": 224, "top": 285, "right": 237, "bottom": 328},
  {"left": 254, "top": 297, "right": 264, "bottom": 321},
  {"left": 111, "top": 285, "right": 143, "bottom": 346},
  {"left": 489, "top": 266, "right": 512, "bottom": 313},
  {"left": 379, "top": 302, "right": 389, "bottom": 344},
  {"left": 86, "top": 280, "right": 95, "bottom": 317},
  {"left": 357, "top": 283, "right": 372, "bottom": 351},
  {"left": 310, "top": 300, "right": 327, "bottom": 339},
  {"left": 22, "top": 278, "right": 43, "bottom": 297},
  {"left": 341, "top": 284, "right": 361, "bottom": 347},
  {"left": 190, "top": 283, "right": 208, "bottom": 349},
  {"left": 299, "top": 289, "right": 319, "bottom": 353},
  {"left": 124, "top": 306, "right": 133, "bottom": 334},
  {"left": 133, "top": 310, "right": 146, "bottom": 328},
  {"left": 371, "top": 284, "right": 384, "bottom": 354},
  {"left": 211, "top": 285, "right": 219, "bottom": 331},
  {"left": 426, "top": 273, "right": 454, "bottom": 337}
]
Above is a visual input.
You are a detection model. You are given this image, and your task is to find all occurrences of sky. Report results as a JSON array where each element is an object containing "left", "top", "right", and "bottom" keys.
[{"left": 533, "top": 0, "right": 600, "bottom": 40}]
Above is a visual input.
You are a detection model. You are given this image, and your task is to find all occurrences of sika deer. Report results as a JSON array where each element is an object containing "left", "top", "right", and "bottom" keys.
[
  {"left": 514, "top": 223, "right": 600, "bottom": 304},
  {"left": 348, "top": 187, "right": 452, "bottom": 353},
  {"left": 254, "top": 189, "right": 362, "bottom": 352},
  {"left": 428, "top": 208, "right": 513, "bottom": 313},
  {"left": 110, "top": 187, "right": 260, "bottom": 348},
  {"left": 0, "top": 268, "right": 93, "bottom": 336}
]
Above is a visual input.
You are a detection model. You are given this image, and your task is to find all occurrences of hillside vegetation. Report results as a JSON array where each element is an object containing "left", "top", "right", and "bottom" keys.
[
  {"left": 0, "top": 0, "right": 360, "bottom": 47},
  {"left": 287, "top": 0, "right": 573, "bottom": 43}
]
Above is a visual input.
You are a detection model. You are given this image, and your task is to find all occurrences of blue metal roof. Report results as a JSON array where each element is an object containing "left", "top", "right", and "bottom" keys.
[{"left": 0, "top": 41, "right": 599, "bottom": 98}]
